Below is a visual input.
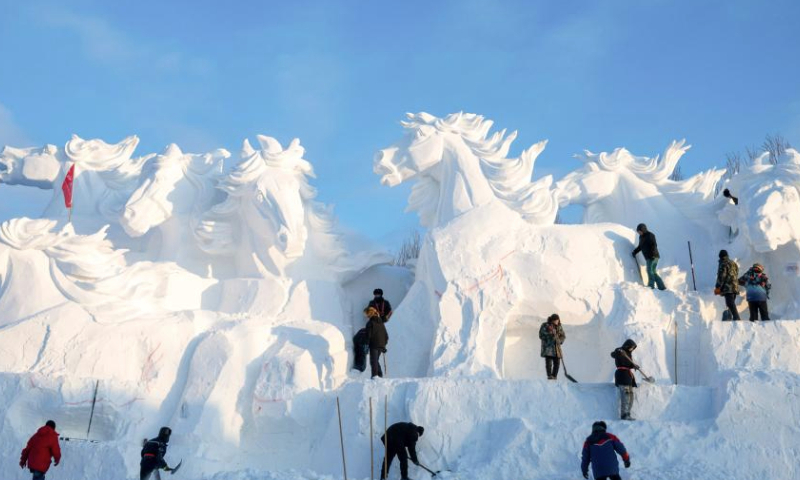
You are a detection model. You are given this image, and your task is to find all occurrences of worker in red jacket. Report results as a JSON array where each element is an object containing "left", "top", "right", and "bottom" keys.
[{"left": 20, "top": 420, "right": 62, "bottom": 480}]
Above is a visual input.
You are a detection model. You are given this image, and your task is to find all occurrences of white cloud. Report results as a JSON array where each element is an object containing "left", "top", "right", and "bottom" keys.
[{"left": 0, "top": 103, "right": 34, "bottom": 148}]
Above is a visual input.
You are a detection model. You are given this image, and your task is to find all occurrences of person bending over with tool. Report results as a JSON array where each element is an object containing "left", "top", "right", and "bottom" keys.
[{"left": 380, "top": 422, "right": 424, "bottom": 480}]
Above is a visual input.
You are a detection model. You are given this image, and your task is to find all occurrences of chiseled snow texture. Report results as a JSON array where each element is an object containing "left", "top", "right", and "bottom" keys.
[{"left": 1, "top": 116, "right": 800, "bottom": 480}]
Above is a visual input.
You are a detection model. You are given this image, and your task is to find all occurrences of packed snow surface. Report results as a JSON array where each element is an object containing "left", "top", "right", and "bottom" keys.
[{"left": 1, "top": 112, "right": 800, "bottom": 479}]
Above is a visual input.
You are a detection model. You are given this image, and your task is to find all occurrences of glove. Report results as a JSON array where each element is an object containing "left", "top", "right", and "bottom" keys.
[
  {"left": 19, "top": 461, "right": 25, "bottom": 469},
  {"left": 631, "top": 251, "right": 637, "bottom": 258},
  {"left": 163, "top": 467, "right": 172, "bottom": 472},
  {"left": 54, "top": 461, "right": 59, "bottom": 466},
  {"left": 583, "top": 472, "right": 589, "bottom": 479},
  {"left": 624, "top": 459, "right": 631, "bottom": 468},
  {"left": 713, "top": 287, "right": 721, "bottom": 295},
  {"left": 412, "top": 460, "right": 420, "bottom": 466},
  {"left": 381, "top": 348, "right": 387, "bottom": 353}
]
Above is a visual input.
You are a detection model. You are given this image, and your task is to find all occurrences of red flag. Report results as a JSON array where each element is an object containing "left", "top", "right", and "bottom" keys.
[{"left": 62, "top": 164, "right": 75, "bottom": 209}]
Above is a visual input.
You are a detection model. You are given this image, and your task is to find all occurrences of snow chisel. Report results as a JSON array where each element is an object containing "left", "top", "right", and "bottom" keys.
[
  {"left": 169, "top": 460, "right": 183, "bottom": 475},
  {"left": 556, "top": 343, "right": 578, "bottom": 383}
]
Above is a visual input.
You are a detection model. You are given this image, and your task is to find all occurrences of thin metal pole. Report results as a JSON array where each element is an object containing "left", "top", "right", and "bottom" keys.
[
  {"left": 68, "top": 206, "right": 73, "bottom": 223},
  {"left": 369, "top": 397, "right": 374, "bottom": 480},
  {"left": 86, "top": 380, "right": 99, "bottom": 439},
  {"left": 687, "top": 241, "right": 697, "bottom": 291},
  {"left": 336, "top": 397, "right": 348, "bottom": 480},
  {"left": 383, "top": 395, "right": 388, "bottom": 480},
  {"left": 383, "top": 351, "right": 387, "bottom": 378}
]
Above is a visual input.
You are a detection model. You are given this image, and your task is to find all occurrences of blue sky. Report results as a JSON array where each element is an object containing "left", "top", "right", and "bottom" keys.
[{"left": 1, "top": 0, "right": 799, "bottom": 247}]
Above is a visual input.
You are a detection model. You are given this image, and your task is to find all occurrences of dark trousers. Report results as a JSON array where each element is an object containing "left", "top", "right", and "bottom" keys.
[
  {"left": 597, "top": 475, "right": 622, "bottom": 480},
  {"left": 380, "top": 445, "right": 409, "bottom": 479},
  {"left": 31, "top": 470, "right": 46, "bottom": 480},
  {"left": 140, "top": 466, "right": 162, "bottom": 480},
  {"left": 748, "top": 301, "right": 770, "bottom": 321},
  {"left": 723, "top": 293, "right": 741, "bottom": 320},
  {"left": 370, "top": 348, "right": 383, "bottom": 378},
  {"left": 545, "top": 356, "right": 560, "bottom": 378}
]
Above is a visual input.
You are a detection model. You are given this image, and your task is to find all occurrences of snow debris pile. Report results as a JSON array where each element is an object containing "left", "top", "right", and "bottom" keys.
[{"left": 1, "top": 112, "right": 799, "bottom": 480}]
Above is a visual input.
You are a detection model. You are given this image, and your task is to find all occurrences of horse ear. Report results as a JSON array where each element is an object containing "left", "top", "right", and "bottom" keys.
[
  {"left": 163, "top": 143, "right": 183, "bottom": 157},
  {"left": 241, "top": 139, "right": 256, "bottom": 158},
  {"left": 256, "top": 135, "right": 283, "bottom": 153}
]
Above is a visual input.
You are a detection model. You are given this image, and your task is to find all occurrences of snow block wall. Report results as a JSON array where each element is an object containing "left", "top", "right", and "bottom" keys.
[{"left": 1, "top": 112, "right": 800, "bottom": 480}]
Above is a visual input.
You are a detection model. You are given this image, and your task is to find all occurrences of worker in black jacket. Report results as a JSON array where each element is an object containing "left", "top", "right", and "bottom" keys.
[
  {"left": 368, "top": 288, "right": 393, "bottom": 321},
  {"left": 631, "top": 223, "right": 666, "bottom": 291},
  {"left": 380, "top": 422, "right": 424, "bottom": 480},
  {"left": 140, "top": 427, "right": 174, "bottom": 480},
  {"left": 611, "top": 340, "right": 640, "bottom": 420}
]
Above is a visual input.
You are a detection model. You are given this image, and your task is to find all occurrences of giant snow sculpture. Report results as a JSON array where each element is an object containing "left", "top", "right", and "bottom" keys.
[
  {"left": 719, "top": 148, "right": 800, "bottom": 313},
  {"left": 0, "top": 133, "right": 400, "bottom": 478}
]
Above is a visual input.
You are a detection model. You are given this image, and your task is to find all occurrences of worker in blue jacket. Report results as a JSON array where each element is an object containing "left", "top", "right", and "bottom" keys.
[{"left": 580, "top": 421, "right": 631, "bottom": 480}]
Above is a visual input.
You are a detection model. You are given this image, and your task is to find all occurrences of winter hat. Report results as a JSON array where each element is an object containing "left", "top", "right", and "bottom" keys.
[
  {"left": 636, "top": 223, "right": 647, "bottom": 234},
  {"left": 719, "top": 249, "right": 728, "bottom": 259},
  {"left": 159, "top": 426, "right": 172, "bottom": 441},
  {"left": 373, "top": 288, "right": 383, "bottom": 296},
  {"left": 591, "top": 421, "right": 607, "bottom": 433},
  {"left": 417, "top": 426, "right": 425, "bottom": 436},
  {"left": 46, "top": 420, "right": 56, "bottom": 429},
  {"left": 752, "top": 263, "right": 763, "bottom": 272},
  {"left": 547, "top": 314, "right": 560, "bottom": 323},
  {"left": 622, "top": 339, "right": 637, "bottom": 351}
]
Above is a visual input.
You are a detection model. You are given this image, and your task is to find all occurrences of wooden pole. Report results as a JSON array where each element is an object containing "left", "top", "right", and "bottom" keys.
[
  {"left": 369, "top": 397, "right": 374, "bottom": 480},
  {"left": 674, "top": 318, "right": 679, "bottom": 385},
  {"left": 383, "top": 395, "right": 388, "bottom": 480},
  {"left": 336, "top": 397, "right": 348, "bottom": 480},
  {"left": 86, "top": 380, "right": 99, "bottom": 440}
]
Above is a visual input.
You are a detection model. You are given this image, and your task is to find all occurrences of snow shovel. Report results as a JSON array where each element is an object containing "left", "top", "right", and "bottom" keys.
[
  {"left": 556, "top": 343, "right": 578, "bottom": 383},
  {"left": 418, "top": 462, "right": 441, "bottom": 477},
  {"left": 637, "top": 368, "right": 655, "bottom": 384},
  {"left": 618, "top": 348, "right": 654, "bottom": 384}
]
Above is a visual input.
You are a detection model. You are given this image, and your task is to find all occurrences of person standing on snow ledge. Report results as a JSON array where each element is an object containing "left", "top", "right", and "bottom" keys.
[
  {"left": 580, "top": 421, "right": 631, "bottom": 480},
  {"left": 715, "top": 250, "right": 741, "bottom": 320},
  {"left": 140, "top": 426, "right": 175, "bottom": 480},
  {"left": 369, "top": 288, "right": 393, "bottom": 321},
  {"left": 19, "top": 420, "right": 61, "bottom": 480},
  {"left": 380, "top": 422, "right": 424, "bottom": 480},
  {"left": 539, "top": 313, "right": 566, "bottom": 379},
  {"left": 631, "top": 223, "right": 666, "bottom": 291},
  {"left": 365, "top": 306, "right": 388, "bottom": 378},
  {"left": 611, "top": 339, "right": 640, "bottom": 421},
  {"left": 739, "top": 263, "right": 771, "bottom": 321}
]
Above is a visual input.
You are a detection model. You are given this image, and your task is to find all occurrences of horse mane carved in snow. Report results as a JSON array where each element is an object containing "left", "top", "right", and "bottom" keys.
[
  {"left": 195, "top": 136, "right": 382, "bottom": 279},
  {"left": 373, "top": 112, "right": 558, "bottom": 228}
]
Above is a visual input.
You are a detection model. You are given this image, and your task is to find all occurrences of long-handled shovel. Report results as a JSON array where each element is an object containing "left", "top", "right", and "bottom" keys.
[
  {"left": 637, "top": 368, "right": 655, "bottom": 384},
  {"left": 556, "top": 343, "right": 578, "bottom": 383},
  {"left": 418, "top": 462, "right": 442, "bottom": 477}
]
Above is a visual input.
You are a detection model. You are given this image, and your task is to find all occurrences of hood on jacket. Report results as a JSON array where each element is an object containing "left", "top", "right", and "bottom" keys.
[
  {"left": 636, "top": 223, "right": 648, "bottom": 234},
  {"left": 622, "top": 339, "right": 637, "bottom": 351}
]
